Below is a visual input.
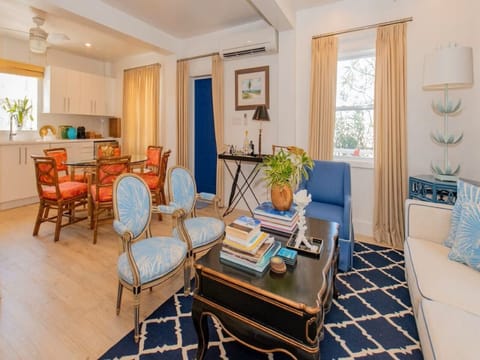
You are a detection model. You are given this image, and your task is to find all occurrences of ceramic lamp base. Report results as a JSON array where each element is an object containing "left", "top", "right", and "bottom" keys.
[{"left": 434, "top": 173, "right": 457, "bottom": 182}]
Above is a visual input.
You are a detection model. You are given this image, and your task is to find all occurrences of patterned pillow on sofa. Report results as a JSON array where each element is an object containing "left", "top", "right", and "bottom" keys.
[
  {"left": 445, "top": 180, "right": 480, "bottom": 247},
  {"left": 448, "top": 202, "right": 480, "bottom": 271}
]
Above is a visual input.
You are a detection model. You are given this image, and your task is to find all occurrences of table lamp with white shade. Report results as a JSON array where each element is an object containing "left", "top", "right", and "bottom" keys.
[{"left": 423, "top": 44, "right": 474, "bottom": 181}]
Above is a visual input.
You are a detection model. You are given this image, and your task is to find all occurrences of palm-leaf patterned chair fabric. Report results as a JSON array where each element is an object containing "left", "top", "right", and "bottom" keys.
[
  {"left": 112, "top": 173, "right": 188, "bottom": 343},
  {"left": 157, "top": 166, "right": 225, "bottom": 292}
]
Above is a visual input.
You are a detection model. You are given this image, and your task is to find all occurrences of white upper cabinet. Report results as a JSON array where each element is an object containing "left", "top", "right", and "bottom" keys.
[{"left": 43, "top": 65, "right": 114, "bottom": 116}]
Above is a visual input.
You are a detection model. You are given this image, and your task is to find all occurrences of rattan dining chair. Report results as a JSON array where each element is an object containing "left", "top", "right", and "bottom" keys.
[
  {"left": 112, "top": 173, "right": 188, "bottom": 343},
  {"left": 32, "top": 155, "right": 88, "bottom": 242},
  {"left": 88, "top": 155, "right": 131, "bottom": 244},
  {"left": 155, "top": 165, "right": 225, "bottom": 292},
  {"left": 140, "top": 149, "right": 171, "bottom": 220},
  {"left": 43, "top": 147, "right": 86, "bottom": 182}
]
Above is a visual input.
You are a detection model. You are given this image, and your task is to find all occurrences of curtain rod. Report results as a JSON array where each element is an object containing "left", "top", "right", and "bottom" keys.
[
  {"left": 177, "top": 52, "right": 219, "bottom": 62},
  {"left": 124, "top": 63, "right": 160, "bottom": 72},
  {"left": 312, "top": 17, "right": 413, "bottom": 39}
]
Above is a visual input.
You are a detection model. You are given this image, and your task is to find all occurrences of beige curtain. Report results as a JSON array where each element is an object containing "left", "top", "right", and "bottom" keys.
[
  {"left": 123, "top": 64, "right": 159, "bottom": 155},
  {"left": 308, "top": 36, "right": 338, "bottom": 160},
  {"left": 211, "top": 55, "right": 225, "bottom": 205},
  {"left": 176, "top": 60, "right": 189, "bottom": 167},
  {"left": 373, "top": 23, "right": 407, "bottom": 248}
]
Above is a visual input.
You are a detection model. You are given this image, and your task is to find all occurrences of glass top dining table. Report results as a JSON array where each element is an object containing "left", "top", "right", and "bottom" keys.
[{"left": 64, "top": 154, "right": 147, "bottom": 177}]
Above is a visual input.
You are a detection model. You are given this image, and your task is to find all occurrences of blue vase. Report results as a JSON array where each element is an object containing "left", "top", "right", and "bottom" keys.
[{"left": 67, "top": 127, "right": 77, "bottom": 139}]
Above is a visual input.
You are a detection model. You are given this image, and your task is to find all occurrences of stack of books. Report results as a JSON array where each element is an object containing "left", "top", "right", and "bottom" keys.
[
  {"left": 220, "top": 216, "right": 281, "bottom": 274},
  {"left": 253, "top": 202, "right": 299, "bottom": 237}
]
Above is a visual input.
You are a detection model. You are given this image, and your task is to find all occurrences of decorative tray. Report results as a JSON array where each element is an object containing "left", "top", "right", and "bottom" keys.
[{"left": 286, "top": 233, "right": 323, "bottom": 257}]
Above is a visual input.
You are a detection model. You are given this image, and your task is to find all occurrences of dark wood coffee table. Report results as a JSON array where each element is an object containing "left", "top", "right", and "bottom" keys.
[{"left": 192, "top": 218, "right": 339, "bottom": 360}]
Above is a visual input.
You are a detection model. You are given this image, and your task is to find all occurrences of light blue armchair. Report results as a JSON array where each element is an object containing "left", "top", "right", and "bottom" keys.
[
  {"left": 112, "top": 173, "right": 188, "bottom": 343},
  {"left": 156, "top": 166, "right": 225, "bottom": 291},
  {"left": 301, "top": 160, "right": 354, "bottom": 272}
]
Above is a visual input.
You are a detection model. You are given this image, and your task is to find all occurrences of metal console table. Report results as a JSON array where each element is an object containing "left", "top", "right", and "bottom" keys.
[{"left": 218, "top": 153, "right": 264, "bottom": 216}]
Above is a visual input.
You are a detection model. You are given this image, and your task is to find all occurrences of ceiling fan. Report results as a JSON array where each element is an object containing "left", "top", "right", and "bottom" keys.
[{"left": 29, "top": 16, "right": 69, "bottom": 54}]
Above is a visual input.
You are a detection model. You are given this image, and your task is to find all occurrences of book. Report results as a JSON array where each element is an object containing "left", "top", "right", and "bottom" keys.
[
  {"left": 254, "top": 212, "right": 299, "bottom": 227},
  {"left": 253, "top": 202, "right": 298, "bottom": 221},
  {"left": 223, "top": 231, "right": 268, "bottom": 254},
  {"left": 277, "top": 247, "right": 298, "bottom": 265},
  {"left": 222, "top": 237, "right": 275, "bottom": 264},
  {"left": 220, "top": 240, "right": 281, "bottom": 274},
  {"left": 225, "top": 216, "right": 262, "bottom": 240}
]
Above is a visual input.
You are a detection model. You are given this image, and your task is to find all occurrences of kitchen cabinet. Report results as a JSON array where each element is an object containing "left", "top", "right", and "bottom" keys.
[
  {"left": 43, "top": 66, "right": 82, "bottom": 114},
  {"left": 63, "top": 142, "right": 93, "bottom": 161},
  {"left": 43, "top": 66, "right": 114, "bottom": 116},
  {"left": 81, "top": 73, "right": 108, "bottom": 116},
  {"left": 0, "top": 143, "right": 46, "bottom": 205}
]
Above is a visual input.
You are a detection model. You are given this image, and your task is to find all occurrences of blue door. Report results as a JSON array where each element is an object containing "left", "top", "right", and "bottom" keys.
[{"left": 194, "top": 78, "right": 217, "bottom": 193}]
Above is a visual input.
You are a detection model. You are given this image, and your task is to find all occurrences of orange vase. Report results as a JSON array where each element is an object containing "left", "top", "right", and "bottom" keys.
[{"left": 271, "top": 184, "right": 293, "bottom": 211}]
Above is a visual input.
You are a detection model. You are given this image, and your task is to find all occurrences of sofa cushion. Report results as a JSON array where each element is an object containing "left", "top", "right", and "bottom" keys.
[
  {"left": 405, "top": 236, "right": 480, "bottom": 316},
  {"left": 417, "top": 299, "right": 480, "bottom": 360},
  {"left": 448, "top": 203, "right": 480, "bottom": 271},
  {"left": 445, "top": 180, "right": 480, "bottom": 247}
]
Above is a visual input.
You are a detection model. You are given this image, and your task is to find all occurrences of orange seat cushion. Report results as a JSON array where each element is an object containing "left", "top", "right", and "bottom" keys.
[
  {"left": 140, "top": 173, "right": 159, "bottom": 189},
  {"left": 42, "top": 181, "right": 88, "bottom": 200}
]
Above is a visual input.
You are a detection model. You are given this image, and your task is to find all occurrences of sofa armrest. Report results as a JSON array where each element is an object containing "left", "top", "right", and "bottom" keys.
[{"left": 405, "top": 199, "right": 453, "bottom": 244}]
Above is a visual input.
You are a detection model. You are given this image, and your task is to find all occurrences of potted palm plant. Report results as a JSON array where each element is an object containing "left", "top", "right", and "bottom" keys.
[{"left": 261, "top": 146, "right": 314, "bottom": 211}]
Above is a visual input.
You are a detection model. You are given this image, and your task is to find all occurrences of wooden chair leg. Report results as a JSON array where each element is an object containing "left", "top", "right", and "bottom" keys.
[
  {"left": 133, "top": 293, "right": 141, "bottom": 343},
  {"left": 116, "top": 282, "right": 123, "bottom": 315},
  {"left": 33, "top": 201, "right": 45, "bottom": 236},
  {"left": 54, "top": 203, "right": 64, "bottom": 242}
]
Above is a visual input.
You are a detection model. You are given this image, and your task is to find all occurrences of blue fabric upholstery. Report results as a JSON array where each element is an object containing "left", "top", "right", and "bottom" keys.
[
  {"left": 112, "top": 173, "right": 188, "bottom": 342},
  {"left": 173, "top": 217, "right": 225, "bottom": 248},
  {"left": 166, "top": 166, "right": 225, "bottom": 252},
  {"left": 300, "top": 160, "right": 354, "bottom": 271},
  {"left": 118, "top": 236, "right": 187, "bottom": 284}
]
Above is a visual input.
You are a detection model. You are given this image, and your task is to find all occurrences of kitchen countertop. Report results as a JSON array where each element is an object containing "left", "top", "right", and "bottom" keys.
[{"left": 0, "top": 138, "right": 118, "bottom": 145}]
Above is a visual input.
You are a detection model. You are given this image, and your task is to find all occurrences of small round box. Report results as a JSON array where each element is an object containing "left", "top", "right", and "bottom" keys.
[{"left": 270, "top": 256, "right": 286, "bottom": 274}]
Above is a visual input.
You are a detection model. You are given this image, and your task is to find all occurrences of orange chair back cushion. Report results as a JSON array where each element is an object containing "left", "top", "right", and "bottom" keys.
[
  {"left": 49, "top": 151, "right": 68, "bottom": 171},
  {"left": 146, "top": 147, "right": 161, "bottom": 167}
]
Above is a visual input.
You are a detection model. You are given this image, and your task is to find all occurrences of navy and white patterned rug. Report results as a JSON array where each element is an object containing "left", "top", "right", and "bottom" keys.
[{"left": 100, "top": 242, "right": 423, "bottom": 359}]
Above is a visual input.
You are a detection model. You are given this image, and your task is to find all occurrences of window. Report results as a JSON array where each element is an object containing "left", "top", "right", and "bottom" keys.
[
  {"left": 0, "top": 73, "right": 39, "bottom": 130},
  {"left": 334, "top": 53, "right": 375, "bottom": 159}
]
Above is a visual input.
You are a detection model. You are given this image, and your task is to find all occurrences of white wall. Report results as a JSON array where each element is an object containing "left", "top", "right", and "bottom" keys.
[{"left": 284, "top": 0, "right": 480, "bottom": 236}]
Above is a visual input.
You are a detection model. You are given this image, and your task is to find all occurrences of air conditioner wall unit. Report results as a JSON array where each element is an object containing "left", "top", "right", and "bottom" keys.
[{"left": 219, "top": 27, "right": 278, "bottom": 60}]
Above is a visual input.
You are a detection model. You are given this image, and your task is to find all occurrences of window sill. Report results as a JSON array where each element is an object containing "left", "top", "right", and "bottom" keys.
[{"left": 334, "top": 157, "right": 373, "bottom": 170}]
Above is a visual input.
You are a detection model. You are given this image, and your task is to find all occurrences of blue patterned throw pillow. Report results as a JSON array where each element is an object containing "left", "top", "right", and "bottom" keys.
[
  {"left": 445, "top": 180, "right": 480, "bottom": 247},
  {"left": 448, "top": 203, "right": 480, "bottom": 271}
]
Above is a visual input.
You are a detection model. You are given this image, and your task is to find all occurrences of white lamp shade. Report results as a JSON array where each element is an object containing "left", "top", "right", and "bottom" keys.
[{"left": 423, "top": 46, "right": 474, "bottom": 89}]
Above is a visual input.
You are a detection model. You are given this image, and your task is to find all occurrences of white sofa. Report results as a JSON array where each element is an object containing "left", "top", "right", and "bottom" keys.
[{"left": 404, "top": 199, "right": 480, "bottom": 360}]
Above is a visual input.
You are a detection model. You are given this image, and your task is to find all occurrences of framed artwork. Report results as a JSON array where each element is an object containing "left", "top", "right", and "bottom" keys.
[{"left": 235, "top": 66, "right": 269, "bottom": 110}]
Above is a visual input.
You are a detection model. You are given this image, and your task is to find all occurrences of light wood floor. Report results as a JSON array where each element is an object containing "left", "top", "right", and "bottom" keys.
[{"left": 0, "top": 203, "right": 244, "bottom": 360}]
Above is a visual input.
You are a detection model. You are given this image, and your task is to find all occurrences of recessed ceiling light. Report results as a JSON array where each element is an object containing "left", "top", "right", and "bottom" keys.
[{"left": 85, "top": 43, "right": 92, "bottom": 48}]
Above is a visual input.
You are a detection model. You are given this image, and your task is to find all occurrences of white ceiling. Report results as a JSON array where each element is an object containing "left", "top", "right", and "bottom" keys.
[{"left": 0, "top": 0, "right": 337, "bottom": 62}]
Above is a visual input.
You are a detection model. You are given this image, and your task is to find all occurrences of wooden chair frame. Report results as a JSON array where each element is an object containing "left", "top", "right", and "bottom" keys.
[{"left": 32, "top": 155, "right": 88, "bottom": 242}]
